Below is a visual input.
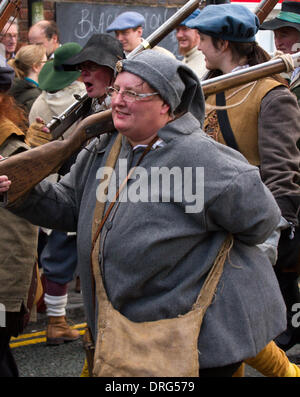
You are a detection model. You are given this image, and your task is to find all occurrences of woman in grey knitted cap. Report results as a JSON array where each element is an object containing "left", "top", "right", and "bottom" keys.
[{"left": 0, "top": 50, "right": 287, "bottom": 377}]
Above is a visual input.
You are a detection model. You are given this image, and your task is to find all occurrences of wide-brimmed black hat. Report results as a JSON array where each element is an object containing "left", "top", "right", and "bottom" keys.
[
  {"left": 62, "top": 34, "right": 124, "bottom": 71},
  {"left": 260, "top": 1, "right": 300, "bottom": 32}
]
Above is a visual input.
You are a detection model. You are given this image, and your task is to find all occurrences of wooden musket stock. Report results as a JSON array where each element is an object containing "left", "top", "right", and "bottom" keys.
[
  {"left": 0, "top": 0, "right": 285, "bottom": 205},
  {"left": 0, "top": 110, "right": 114, "bottom": 206}
]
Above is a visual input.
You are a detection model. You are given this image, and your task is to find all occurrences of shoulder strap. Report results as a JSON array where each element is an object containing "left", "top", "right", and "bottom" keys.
[
  {"left": 216, "top": 92, "right": 239, "bottom": 151},
  {"left": 90, "top": 134, "right": 159, "bottom": 308},
  {"left": 90, "top": 133, "right": 123, "bottom": 308},
  {"left": 194, "top": 234, "right": 233, "bottom": 312}
]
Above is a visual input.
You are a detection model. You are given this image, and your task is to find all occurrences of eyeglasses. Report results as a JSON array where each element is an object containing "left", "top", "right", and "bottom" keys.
[{"left": 106, "top": 86, "right": 159, "bottom": 102}]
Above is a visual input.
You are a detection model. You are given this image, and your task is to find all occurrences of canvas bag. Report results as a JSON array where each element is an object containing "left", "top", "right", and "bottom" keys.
[{"left": 90, "top": 133, "right": 233, "bottom": 377}]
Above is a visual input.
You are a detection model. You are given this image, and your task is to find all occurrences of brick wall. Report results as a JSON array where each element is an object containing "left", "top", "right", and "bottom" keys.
[{"left": 17, "top": 0, "right": 189, "bottom": 46}]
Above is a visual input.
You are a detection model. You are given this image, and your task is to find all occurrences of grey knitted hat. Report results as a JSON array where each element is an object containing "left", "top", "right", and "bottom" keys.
[{"left": 115, "top": 50, "right": 205, "bottom": 126}]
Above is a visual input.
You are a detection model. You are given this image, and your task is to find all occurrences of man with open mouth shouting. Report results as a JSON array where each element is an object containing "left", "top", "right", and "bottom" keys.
[{"left": 62, "top": 34, "right": 124, "bottom": 114}]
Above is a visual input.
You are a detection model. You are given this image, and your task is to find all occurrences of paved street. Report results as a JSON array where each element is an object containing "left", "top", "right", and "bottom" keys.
[
  {"left": 10, "top": 279, "right": 86, "bottom": 377},
  {"left": 9, "top": 279, "right": 300, "bottom": 378}
]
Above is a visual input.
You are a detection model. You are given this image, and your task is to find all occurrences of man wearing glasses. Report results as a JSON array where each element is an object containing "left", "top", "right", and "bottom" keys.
[{"left": 0, "top": 17, "right": 18, "bottom": 61}]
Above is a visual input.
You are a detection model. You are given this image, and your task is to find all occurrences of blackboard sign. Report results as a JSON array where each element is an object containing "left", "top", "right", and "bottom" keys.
[{"left": 55, "top": 3, "right": 181, "bottom": 58}]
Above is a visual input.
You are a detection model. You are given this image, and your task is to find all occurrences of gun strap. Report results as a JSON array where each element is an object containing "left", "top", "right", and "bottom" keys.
[
  {"left": 216, "top": 92, "right": 239, "bottom": 151},
  {"left": 90, "top": 134, "right": 159, "bottom": 308}
]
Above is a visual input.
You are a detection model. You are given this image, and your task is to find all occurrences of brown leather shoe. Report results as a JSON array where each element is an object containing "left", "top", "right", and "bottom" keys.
[{"left": 46, "top": 316, "right": 80, "bottom": 345}]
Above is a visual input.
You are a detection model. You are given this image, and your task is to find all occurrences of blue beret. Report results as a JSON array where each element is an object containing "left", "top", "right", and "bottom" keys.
[
  {"left": 106, "top": 11, "right": 145, "bottom": 32},
  {"left": 186, "top": 4, "right": 260, "bottom": 42},
  {"left": 179, "top": 9, "right": 201, "bottom": 26}
]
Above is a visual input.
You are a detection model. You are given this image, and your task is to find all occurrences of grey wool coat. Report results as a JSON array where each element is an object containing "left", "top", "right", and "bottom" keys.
[{"left": 11, "top": 112, "right": 286, "bottom": 369}]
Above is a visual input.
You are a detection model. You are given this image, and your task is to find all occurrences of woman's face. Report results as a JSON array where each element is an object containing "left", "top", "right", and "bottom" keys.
[
  {"left": 198, "top": 33, "right": 222, "bottom": 70},
  {"left": 111, "top": 71, "right": 170, "bottom": 146}
]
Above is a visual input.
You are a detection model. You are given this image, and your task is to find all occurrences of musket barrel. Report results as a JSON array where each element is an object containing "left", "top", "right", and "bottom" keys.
[
  {"left": 202, "top": 52, "right": 300, "bottom": 96},
  {"left": 128, "top": 0, "right": 200, "bottom": 58}
]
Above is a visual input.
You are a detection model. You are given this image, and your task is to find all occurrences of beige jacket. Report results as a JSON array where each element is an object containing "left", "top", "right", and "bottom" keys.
[
  {"left": 29, "top": 80, "right": 86, "bottom": 137},
  {"left": 182, "top": 46, "right": 207, "bottom": 80}
]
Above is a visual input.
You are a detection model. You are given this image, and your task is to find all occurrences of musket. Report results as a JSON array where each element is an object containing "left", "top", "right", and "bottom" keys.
[
  {"left": 0, "top": 0, "right": 21, "bottom": 33},
  {"left": 0, "top": 109, "right": 114, "bottom": 206},
  {"left": 202, "top": 51, "right": 300, "bottom": 96},
  {"left": 2, "top": 50, "right": 299, "bottom": 206},
  {"left": 0, "top": 0, "right": 283, "bottom": 205},
  {"left": 46, "top": 93, "right": 92, "bottom": 140},
  {"left": 46, "top": 0, "right": 279, "bottom": 141},
  {"left": 0, "top": 0, "right": 200, "bottom": 205},
  {"left": 45, "top": 0, "right": 200, "bottom": 140}
]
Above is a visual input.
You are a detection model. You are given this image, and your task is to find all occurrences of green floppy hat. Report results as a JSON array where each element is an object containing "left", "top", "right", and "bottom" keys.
[{"left": 38, "top": 42, "right": 82, "bottom": 92}]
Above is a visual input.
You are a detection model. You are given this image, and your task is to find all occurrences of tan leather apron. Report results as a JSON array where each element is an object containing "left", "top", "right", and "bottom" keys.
[{"left": 90, "top": 133, "right": 233, "bottom": 377}]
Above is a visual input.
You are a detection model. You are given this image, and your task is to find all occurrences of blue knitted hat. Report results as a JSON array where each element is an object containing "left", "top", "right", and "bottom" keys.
[{"left": 187, "top": 4, "right": 260, "bottom": 42}]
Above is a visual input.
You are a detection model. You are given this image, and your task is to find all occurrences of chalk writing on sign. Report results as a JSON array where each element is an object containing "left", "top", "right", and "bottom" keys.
[
  {"left": 74, "top": 8, "right": 177, "bottom": 38},
  {"left": 56, "top": 4, "right": 180, "bottom": 56}
]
